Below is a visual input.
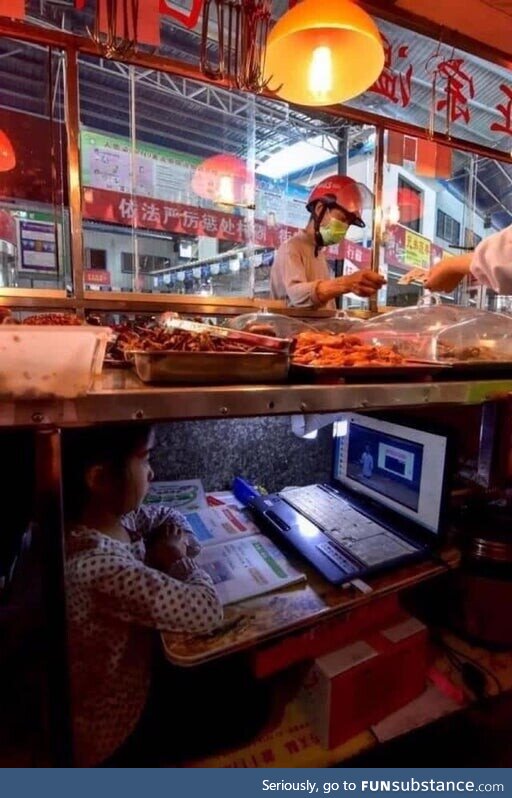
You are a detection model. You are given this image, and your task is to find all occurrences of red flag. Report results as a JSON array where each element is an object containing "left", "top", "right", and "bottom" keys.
[
  {"left": 435, "top": 144, "right": 453, "bottom": 179},
  {"left": 416, "top": 138, "right": 437, "bottom": 178},
  {"left": 0, "top": 0, "right": 25, "bottom": 19},
  {"left": 387, "top": 130, "right": 404, "bottom": 166},
  {"left": 99, "top": 0, "right": 160, "bottom": 47},
  {"left": 403, "top": 136, "right": 417, "bottom": 162}
]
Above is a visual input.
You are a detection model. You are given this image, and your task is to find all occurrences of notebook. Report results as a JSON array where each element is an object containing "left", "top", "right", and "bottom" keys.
[{"left": 247, "top": 413, "right": 449, "bottom": 585}]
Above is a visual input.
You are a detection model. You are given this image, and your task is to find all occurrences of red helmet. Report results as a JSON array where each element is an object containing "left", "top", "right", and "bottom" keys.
[{"left": 306, "top": 175, "right": 373, "bottom": 228}]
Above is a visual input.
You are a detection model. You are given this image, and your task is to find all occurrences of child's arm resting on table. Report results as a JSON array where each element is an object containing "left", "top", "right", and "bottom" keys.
[{"left": 78, "top": 553, "right": 223, "bottom": 634}]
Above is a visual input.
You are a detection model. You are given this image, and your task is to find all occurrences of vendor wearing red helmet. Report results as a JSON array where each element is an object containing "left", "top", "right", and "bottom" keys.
[{"left": 270, "top": 175, "right": 385, "bottom": 309}]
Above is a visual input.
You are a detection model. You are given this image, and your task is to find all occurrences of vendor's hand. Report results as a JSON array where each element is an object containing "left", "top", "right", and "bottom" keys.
[
  {"left": 340, "top": 270, "right": 386, "bottom": 297},
  {"left": 424, "top": 256, "right": 471, "bottom": 292}
]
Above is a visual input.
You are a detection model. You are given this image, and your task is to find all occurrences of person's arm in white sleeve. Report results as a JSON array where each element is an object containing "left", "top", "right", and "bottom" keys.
[{"left": 470, "top": 226, "right": 512, "bottom": 294}]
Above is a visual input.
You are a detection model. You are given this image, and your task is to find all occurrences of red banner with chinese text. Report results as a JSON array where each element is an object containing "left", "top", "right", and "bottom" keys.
[
  {"left": 83, "top": 187, "right": 298, "bottom": 249},
  {"left": 82, "top": 187, "right": 374, "bottom": 265}
]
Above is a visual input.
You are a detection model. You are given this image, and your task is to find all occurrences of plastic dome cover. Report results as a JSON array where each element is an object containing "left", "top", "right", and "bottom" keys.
[
  {"left": 307, "top": 316, "right": 364, "bottom": 334},
  {"left": 225, "top": 312, "right": 316, "bottom": 338},
  {"left": 359, "top": 304, "right": 512, "bottom": 362}
]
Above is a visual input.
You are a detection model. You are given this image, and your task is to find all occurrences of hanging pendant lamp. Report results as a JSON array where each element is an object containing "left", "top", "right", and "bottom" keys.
[
  {"left": 0, "top": 130, "right": 15, "bottom": 172},
  {"left": 265, "top": 0, "right": 385, "bottom": 107}
]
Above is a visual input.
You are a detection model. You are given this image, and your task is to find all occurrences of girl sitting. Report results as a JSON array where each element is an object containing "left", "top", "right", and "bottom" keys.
[{"left": 63, "top": 423, "right": 223, "bottom": 767}]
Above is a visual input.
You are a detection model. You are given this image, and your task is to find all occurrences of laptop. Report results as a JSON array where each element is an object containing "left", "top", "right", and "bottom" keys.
[{"left": 247, "top": 413, "right": 449, "bottom": 585}]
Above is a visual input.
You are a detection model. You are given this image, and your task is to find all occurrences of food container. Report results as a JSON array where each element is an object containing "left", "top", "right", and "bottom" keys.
[
  {"left": 225, "top": 311, "right": 314, "bottom": 338},
  {"left": 132, "top": 350, "right": 289, "bottom": 384},
  {"left": 357, "top": 305, "right": 506, "bottom": 362},
  {"left": 0, "top": 326, "right": 112, "bottom": 399},
  {"left": 160, "top": 317, "right": 291, "bottom": 353},
  {"left": 307, "top": 315, "right": 364, "bottom": 335}
]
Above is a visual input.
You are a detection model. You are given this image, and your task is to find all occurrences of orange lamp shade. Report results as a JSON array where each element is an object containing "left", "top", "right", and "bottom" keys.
[
  {"left": 191, "top": 154, "right": 254, "bottom": 207},
  {"left": 264, "top": 0, "right": 385, "bottom": 107},
  {"left": 0, "top": 129, "right": 15, "bottom": 172}
]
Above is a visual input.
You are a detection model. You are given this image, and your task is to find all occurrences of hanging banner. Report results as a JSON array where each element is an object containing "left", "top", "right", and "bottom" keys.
[
  {"left": 82, "top": 187, "right": 298, "bottom": 249},
  {"left": 80, "top": 129, "right": 310, "bottom": 233}
]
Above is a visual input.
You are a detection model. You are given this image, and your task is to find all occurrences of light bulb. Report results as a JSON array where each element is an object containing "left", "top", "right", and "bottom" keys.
[
  {"left": 218, "top": 175, "right": 234, "bottom": 205},
  {"left": 308, "top": 46, "right": 333, "bottom": 102}
]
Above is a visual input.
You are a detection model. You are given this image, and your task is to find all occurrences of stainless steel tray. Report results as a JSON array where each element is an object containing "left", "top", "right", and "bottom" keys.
[{"left": 131, "top": 350, "right": 289, "bottom": 384}]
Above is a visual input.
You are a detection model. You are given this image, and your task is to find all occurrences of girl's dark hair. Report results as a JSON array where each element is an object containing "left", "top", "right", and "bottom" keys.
[{"left": 62, "top": 423, "right": 153, "bottom": 523}]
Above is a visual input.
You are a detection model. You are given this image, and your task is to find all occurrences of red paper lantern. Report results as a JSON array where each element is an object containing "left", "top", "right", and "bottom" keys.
[
  {"left": 0, "top": 130, "right": 15, "bottom": 172},
  {"left": 192, "top": 154, "right": 254, "bottom": 207}
]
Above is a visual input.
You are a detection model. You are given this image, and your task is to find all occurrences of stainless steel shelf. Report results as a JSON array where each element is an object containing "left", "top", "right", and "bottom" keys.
[{"left": 1, "top": 371, "right": 512, "bottom": 428}]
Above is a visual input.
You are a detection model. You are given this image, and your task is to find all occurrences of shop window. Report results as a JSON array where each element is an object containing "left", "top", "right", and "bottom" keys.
[
  {"left": 436, "top": 210, "right": 461, "bottom": 246},
  {"left": 397, "top": 176, "right": 422, "bottom": 233},
  {"left": 464, "top": 228, "right": 482, "bottom": 248},
  {"left": 86, "top": 248, "right": 107, "bottom": 270},
  {"left": 121, "top": 252, "right": 171, "bottom": 274}
]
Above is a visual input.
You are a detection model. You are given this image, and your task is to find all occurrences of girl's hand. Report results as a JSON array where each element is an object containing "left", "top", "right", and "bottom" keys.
[
  {"left": 185, "top": 532, "right": 201, "bottom": 558},
  {"left": 146, "top": 524, "right": 188, "bottom": 572}
]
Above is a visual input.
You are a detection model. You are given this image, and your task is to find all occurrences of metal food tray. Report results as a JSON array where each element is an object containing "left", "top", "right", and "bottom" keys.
[
  {"left": 131, "top": 350, "right": 289, "bottom": 384},
  {"left": 438, "top": 359, "right": 512, "bottom": 374},
  {"left": 290, "top": 361, "right": 451, "bottom": 383}
]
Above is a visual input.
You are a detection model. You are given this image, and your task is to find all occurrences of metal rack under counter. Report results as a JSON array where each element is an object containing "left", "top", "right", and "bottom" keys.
[{"left": 2, "top": 371, "right": 512, "bottom": 428}]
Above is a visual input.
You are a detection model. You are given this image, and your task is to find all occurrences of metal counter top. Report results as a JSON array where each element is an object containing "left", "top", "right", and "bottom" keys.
[{"left": 1, "top": 370, "right": 511, "bottom": 428}]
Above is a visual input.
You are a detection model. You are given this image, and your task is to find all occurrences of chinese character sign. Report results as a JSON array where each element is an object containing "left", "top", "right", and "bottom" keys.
[
  {"left": 435, "top": 58, "right": 475, "bottom": 126},
  {"left": 346, "top": 19, "right": 512, "bottom": 153},
  {"left": 369, "top": 35, "right": 413, "bottom": 108},
  {"left": 491, "top": 83, "right": 512, "bottom": 137}
]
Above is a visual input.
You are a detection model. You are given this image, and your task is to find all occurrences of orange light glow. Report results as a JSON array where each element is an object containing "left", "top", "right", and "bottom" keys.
[{"left": 265, "top": 0, "right": 385, "bottom": 107}]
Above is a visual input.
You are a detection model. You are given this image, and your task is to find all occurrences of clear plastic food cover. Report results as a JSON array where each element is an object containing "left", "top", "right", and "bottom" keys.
[
  {"left": 225, "top": 312, "right": 314, "bottom": 338},
  {"left": 306, "top": 311, "right": 364, "bottom": 335},
  {"left": 358, "top": 304, "right": 512, "bottom": 362}
]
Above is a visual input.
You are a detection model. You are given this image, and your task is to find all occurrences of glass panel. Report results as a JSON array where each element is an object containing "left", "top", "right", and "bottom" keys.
[
  {"left": 79, "top": 57, "right": 256, "bottom": 296},
  {"left": 253, "top": 118, "right": 376, "bottom": 310},
  {"left": 380, "top": 130, "right": 511, "bottom": 309},
  {"left": 0, "top": 40, "right": 70, "bottom": 291},
  {"left": 345, "top": 17, "right": 512, "bottom": 157}
]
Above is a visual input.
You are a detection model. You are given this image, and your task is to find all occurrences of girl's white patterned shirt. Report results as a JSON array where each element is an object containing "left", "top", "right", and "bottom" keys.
[{"left": 65, "top": 504, "right": 223, "bottom": 766}]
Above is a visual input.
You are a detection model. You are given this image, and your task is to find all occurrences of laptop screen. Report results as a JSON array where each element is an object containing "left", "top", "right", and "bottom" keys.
[{"left": 333, "top": 414, "right": 447, "bottom": 535}]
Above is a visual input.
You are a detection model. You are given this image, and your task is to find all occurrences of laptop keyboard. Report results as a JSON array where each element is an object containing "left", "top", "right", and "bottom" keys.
[
  {"left": 281, "top": 484, "right": 418, "bottom": 566},
  {"left": 281, "top": 484, "right": 351, "bottom": 531}
]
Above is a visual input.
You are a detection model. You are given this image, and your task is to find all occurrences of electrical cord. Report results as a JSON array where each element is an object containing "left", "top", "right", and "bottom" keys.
[{"left": 432, "top": 631, "right": 503, "bottom": 699}]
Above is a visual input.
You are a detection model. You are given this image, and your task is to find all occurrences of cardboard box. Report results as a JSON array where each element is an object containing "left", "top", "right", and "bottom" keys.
[{"left": 301, "top": 615, "right": 428, "bottom": 749}]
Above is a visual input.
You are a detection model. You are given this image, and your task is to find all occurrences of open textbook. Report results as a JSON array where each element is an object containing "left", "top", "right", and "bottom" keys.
[
  {"left": 196, "top": 534, "right": 306, "bottom": 605},
  {"left": 184, "top": 503, "right": 260, "bottom": 546}
]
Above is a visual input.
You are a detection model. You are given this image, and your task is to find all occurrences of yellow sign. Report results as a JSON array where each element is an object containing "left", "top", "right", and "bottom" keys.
[{"left": 405, "top": 229, "right": 431, "bottom": 269}]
